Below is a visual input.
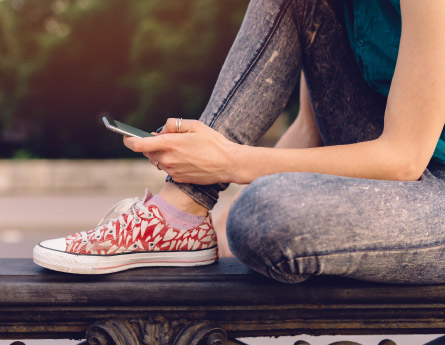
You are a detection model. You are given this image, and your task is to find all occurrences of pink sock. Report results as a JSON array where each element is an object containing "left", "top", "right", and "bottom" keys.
[{"left": 144, "top": 194, "right": 206, "bottom": 230}]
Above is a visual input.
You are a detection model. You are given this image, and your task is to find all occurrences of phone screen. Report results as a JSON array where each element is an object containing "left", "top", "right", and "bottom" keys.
[{"left": 103, "top": 117, "right": 154, "bottom": 138}]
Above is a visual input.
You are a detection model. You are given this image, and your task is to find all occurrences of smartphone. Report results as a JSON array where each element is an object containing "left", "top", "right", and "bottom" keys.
[{"left": 102, "top": 117, "right": 154, "bottom": 138}]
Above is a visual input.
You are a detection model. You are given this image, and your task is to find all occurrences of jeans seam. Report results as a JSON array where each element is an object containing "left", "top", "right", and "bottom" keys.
[
  {"left": 269, "top": 242, "right": 445, "bottom": 280},
  {"left": 269, "top": 259, "right": 313, "bottom": 279},
  {"left": 277, "top": 240, "right": 445, "bottom": 262},
  {"left": 208, "top": 0, "right": 295, "bottom": 128}
]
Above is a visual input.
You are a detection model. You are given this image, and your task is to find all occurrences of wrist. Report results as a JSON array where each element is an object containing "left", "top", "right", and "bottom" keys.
[{"left": 226, "top": 143, "right": 251, "bottom": 184}]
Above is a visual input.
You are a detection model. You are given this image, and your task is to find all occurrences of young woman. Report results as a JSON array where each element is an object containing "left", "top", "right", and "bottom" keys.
[{"left": 34, "top": 0, "right": 445, "bottom": 284}]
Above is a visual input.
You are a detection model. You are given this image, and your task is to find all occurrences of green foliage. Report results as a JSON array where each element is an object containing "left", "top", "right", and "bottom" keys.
[
  {"left": 0, "top": 0, "right": 248, "bottom": 158},
  {"left": 10, "top": 148, "right": 36, "bottom": 159}
]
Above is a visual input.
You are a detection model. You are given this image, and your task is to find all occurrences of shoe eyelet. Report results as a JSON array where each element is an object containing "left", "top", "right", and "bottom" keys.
[
  {"left": 147, "top": 212, "right": 153, "bottom": 219},
  {"left": 130, "top": 243, "right": 138, "bottom": 250},
  {"left": 149, "top": 242, "right": 154, "bottom": 249},
  {"left": 134, "top": 217, "right": 141, "bottom": 224},
  {"left": 107, "top": 228, "right": 115, "bottom": 235},
  {"left": 95, "top": 234, "right": 101, "bottom": 240},
  {"left": 120, "top": 222, "right": 127, "bottom": 229},
  {"left": 81, "top": 239, "right": 88, "bottom": 244}
]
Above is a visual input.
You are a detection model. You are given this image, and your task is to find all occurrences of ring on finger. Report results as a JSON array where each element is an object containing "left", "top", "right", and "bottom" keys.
[
  {"left": 154, "top": 161, "right": 161, "bottom": 170},
  {"left": 176, "top": 117, "right": 182, "bottom": 133}
]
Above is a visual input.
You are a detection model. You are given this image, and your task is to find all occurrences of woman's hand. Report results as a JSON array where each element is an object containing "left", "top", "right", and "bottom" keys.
[{"left": 123, "top": 119, "right": 239, "bottom": 185}]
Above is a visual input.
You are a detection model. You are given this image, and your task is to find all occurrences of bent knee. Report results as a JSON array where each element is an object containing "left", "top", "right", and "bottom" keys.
[
  {"left": 226, "top": 175, "right": 278, "bottom": 258},
  {"left": 226, "top": 175, "right": 315, "bottom": 283}
]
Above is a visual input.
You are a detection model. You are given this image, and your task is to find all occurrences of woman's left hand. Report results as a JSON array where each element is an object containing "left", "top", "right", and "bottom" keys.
[{"left": 123, "top": 119, "right": 239, "bottom": 185}]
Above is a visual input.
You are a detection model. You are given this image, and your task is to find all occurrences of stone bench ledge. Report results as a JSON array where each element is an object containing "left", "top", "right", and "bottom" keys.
[{"left": 1, "top": 258, "right": 445, "bottom": 342}]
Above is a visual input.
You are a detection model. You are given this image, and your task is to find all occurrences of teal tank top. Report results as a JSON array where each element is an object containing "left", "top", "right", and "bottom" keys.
[{"left": 344, "top": 0, "right": 445, "bottom": 165}]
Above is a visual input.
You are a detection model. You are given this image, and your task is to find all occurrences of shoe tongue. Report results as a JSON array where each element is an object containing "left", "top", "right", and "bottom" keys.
[{"left": 142, "top": 188, "right": 153, "bottom": 205}]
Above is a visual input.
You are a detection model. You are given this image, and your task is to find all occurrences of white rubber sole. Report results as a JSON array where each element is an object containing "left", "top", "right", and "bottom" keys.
[{"left": 33, "top": 244, "right": 218, "bottom": 274}]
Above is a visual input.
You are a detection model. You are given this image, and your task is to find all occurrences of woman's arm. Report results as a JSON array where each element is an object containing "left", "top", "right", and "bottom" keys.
[
  {"left": 124, "top": 0, "right": 445, "bottom": 185},
  {"left": 230, "top": 0, "right": 445, "bottom": 184}
]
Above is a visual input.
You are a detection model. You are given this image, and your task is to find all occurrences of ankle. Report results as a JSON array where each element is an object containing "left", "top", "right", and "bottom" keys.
[
  {"left": 147, "top": 195, "right": 206, "bottom": 230},
  {"left": 158, "top": 183, "right": 208, "bottom": 217}
]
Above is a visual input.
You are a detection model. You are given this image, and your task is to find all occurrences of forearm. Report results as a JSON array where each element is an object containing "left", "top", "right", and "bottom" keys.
[{"left": 230, "top": 137, "right": 422, "bottom": 185}]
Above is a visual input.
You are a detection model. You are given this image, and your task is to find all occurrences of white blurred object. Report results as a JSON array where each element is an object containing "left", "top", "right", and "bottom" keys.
[{"left": 0, "top": 229, "right": 24, "bottom": 244}]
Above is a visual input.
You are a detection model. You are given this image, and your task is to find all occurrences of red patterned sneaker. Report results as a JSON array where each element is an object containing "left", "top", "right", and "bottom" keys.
[{"left": 33, "top": 190, "right": 218, "bottom": 274}]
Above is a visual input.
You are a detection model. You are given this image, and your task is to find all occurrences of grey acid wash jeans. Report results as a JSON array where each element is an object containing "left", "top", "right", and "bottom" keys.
[{"left": 167, "top": 0, "right": 445, "bottom": 284}]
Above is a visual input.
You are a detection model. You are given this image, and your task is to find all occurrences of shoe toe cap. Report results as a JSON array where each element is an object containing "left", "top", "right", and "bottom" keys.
[{"left": 39, "top": 238, "right": 66, "bottom": 251}]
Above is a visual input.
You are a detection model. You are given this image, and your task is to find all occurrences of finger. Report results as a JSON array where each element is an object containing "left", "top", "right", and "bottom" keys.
[
  {"left": 147, "top": 153, "right": 163, "bottom": 171},
  {"left": 141, "top": 151, "right": 161, "bottom": 169},
  {"left": 123, "top": 135, "right": 169, "bottom": 153},
  {"left": 144, "top": 152, "right": 159, "bottom": 163},
  {"left": 123, "top": 135, "right": 137, "bottom": 150},
  {"left": 159, "top": 118, "right": 202, "bottom": 134}
]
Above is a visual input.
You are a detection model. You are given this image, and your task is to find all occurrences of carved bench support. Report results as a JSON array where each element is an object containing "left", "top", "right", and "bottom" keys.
[
  {"left": 82, "top": 317, "right": 405, "bottom": 345},
  {"left": 83, "top": 317, "right": 227, "bottom": 345}
]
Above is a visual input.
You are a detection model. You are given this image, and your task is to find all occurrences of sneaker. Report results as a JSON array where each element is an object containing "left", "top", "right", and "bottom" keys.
[{"left": 33, "top": 189, "right": 218, "bottom": 274}]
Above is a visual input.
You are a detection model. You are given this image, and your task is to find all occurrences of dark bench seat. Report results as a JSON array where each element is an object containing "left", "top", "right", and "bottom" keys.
[{"left": 1, "top": 258, "right": 445, "bottom": 345}]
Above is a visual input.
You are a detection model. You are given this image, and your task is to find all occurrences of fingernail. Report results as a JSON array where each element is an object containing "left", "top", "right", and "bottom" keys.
[{"left": 156, "top": 126, "right": 163, "bottom": 133}]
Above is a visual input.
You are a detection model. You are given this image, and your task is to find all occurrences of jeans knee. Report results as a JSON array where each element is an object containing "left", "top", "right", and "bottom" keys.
[
  {"left": 226, "top": 174, "right": 312, "bottom": 283},
  {"left": 226, "top": 182, "right": 259, "bottom": 260},
  {"left": 226, "top": 175, "right": 273, "bottom": 254}
]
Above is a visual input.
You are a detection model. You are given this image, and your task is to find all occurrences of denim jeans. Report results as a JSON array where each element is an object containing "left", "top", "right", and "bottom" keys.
[{"left": 169, "top": 0, "right": 445, "bottom": 284}]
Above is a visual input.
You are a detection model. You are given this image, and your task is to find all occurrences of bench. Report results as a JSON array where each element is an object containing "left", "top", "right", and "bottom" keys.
[{"left": 1, "top": 258, "right": 445, "bottom": 345}]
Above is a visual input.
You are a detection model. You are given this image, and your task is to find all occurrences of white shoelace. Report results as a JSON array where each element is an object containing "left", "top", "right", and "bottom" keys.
[{"left": 80, "top": 197, "right": 150, "bottom": 244}]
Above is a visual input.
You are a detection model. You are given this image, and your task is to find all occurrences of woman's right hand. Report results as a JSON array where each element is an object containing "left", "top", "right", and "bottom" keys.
[{"left": 123, "top": 119, "right": 240, "bottom": 185}]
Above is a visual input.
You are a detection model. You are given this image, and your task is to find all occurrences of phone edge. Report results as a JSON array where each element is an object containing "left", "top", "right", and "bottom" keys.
[{"left": 102, "top": 116, "right": 143, "bottom": 138}]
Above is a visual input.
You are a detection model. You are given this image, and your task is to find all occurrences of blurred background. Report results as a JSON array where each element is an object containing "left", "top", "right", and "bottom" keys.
[
  {"left": 0, "top": 0, "right": 441, "bottom": 344},
  {"left": 0, "top": 0, "right": 292, "bottom": 257},
  {"left": 0, "top": 0, "right": 253, "bottom": 159}
]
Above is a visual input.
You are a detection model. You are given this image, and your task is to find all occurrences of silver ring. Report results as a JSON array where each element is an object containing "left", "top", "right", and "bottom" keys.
[
  {"left": 154, "top": 161, "right": 160, "bottom": 170},
  {"left": 176, "top": 118, "right": 182, "bottom": 133}
]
